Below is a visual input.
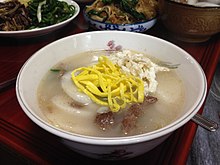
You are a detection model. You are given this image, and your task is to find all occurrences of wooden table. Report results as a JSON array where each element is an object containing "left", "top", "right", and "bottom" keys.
[{"left": 0, "top": 4, "right": 220, "bottom": 164}]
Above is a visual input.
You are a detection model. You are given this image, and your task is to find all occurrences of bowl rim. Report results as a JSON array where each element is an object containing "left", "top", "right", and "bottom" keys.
[
  {"left": 165, "top": 0, "right": 220, "bottom": 9},
  {"left": 16, "top": 31, "right": 207, "bottom": 145}
]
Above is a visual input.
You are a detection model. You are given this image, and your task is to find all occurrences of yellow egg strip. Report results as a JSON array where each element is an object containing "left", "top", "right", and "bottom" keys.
[
  {"left": 76, "top": 74, "right": 98, "bottom": 81},
  {"left": 71, "top": 56, "right": 144, "bottom": 112},
  {"left": 71, "top": 76, "right": 108, "bottom": 106}
]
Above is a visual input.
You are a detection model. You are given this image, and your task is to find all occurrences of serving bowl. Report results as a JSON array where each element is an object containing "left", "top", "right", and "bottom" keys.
[
  {"left": 16, "top": 31, "right": 207, "bottom": 160},
  {"left": 0, "top": 0, "right": 80, "bottom": 38},
  {"left": 84, "top": 10, "right": 157, "bottom": 33},
  {"left": 159, "top": 0, "right": 220, "bottom": 43},
  {"left": 83, "top": 0, "right": 158, "bottom": 33}
]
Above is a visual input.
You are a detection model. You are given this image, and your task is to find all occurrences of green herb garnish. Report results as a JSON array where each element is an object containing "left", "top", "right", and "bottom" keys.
[{"left": 50, "top": 68, "right": 61, "bottom": 72}]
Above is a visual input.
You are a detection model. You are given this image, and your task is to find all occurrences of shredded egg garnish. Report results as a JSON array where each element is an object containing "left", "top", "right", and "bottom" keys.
[
  {"left": 71, "top": 56, "right": 144, "bottom": 112},
  {"left": 108, "top": 50, "right": 170, "bottom": 95}
]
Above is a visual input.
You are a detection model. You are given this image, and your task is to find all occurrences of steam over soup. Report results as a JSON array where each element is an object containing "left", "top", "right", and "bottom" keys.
[{"left": 37, "top": 49, "right": 185, "bottom": 137}]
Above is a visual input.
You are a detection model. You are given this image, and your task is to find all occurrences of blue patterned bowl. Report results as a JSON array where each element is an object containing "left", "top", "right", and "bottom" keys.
[{"left": 84, "top": 10, "right": 157, "bottom": 33}]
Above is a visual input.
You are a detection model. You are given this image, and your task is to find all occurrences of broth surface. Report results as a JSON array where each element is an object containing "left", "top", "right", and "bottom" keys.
[{"left": 37, "top": 50, "right": 185, "bottom": 137}]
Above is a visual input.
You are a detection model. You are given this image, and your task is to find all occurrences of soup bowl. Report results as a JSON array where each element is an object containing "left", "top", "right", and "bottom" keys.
[{"left": 16, "top": 31, "right": 207, "bottom": 160}]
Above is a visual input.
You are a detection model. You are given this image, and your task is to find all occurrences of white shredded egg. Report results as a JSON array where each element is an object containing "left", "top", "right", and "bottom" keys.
[{"left": 108, "top": 50, "right": 170, "bottom": 95}]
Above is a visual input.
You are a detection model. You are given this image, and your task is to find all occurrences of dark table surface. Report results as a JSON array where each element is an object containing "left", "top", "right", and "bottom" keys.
[{"left": 0, "top": 2, "right": 220, "bottom": 164}]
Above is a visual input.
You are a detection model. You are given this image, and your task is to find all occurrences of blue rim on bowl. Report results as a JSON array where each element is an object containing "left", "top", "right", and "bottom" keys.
[{"left": 83, "top": 9, "right": 157, "bottom": 33}]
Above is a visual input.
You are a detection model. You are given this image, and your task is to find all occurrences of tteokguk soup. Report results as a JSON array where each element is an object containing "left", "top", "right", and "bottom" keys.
[{"left": 37, "top": 48, "right": 185, "bottom": 137}]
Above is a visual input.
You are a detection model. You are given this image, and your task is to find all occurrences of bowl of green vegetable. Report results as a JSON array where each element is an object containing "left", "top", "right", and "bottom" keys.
[
  {"left": 84, "top": 0, "right": 158, "bottom": 32},
  {"left": 0, "top": 0, "right": 80, "bottom": 37}
]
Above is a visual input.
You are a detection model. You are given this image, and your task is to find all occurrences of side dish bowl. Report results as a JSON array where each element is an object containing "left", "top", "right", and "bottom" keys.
[
  {"left": 0, "top": 0, "right": 80, "bottom": 38},
  {"left": 83, "top": 9, "right": 157, "bottom": 33},
  {"left": 16, "top": 31, "right": 207, "bottom": 160}
]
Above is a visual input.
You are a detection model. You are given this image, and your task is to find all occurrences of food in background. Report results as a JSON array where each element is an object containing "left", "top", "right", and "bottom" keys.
[
  {"left": 85, "top": 0, "right": 158, "bottom": 24},
  {"left": 0, "top": 0, "right": 31, "bottom": 31},
  {"left": 0, "top": 0, "right": 76, "bottom": 31}
]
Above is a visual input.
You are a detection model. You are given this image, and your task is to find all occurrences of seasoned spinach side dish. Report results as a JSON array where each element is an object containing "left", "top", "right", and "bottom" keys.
[
  {"left": 27, "top": 0, "right": 76, "bottom": 29},
  {"left": 0, "top": 0, "right": 76, "bottom": 31}
]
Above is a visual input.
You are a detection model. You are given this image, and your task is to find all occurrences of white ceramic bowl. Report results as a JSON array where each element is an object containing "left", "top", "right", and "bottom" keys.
[
  {"left": 0, "top": 0, "right": 80, "bottom": 38},
  {"left": 16, "top": 31, "right": 207, "bottom": 160},
  {"left": 84, "top": 9, "right": 157, "bottom": 33}
]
